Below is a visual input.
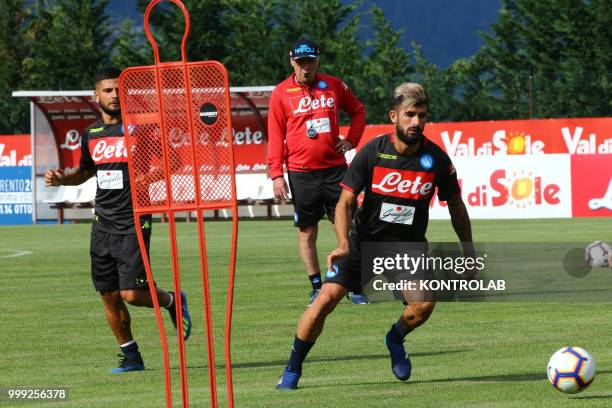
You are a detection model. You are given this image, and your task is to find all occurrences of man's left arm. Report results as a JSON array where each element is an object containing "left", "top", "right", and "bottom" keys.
[{"left": 447, "top": 194, "right": 472, "bottom": 243}]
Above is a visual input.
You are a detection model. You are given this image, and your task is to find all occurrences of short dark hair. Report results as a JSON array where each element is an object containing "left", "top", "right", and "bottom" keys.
[{"left": 94, "top": 67, "right": 121, "bottom": 86}]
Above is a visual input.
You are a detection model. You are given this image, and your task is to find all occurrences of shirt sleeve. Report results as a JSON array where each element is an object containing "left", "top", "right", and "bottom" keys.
[
  {"left": 436, "top": 152, "right": 461, "bottom": 201},
  {"left": 338, "top": 80, "right": 366, "bottom": 147},
  {"left": 340, "top": 141, "right": 373, "bottom": 193},
  {"left": 266, "top": 88, "right": 287, "bottom": 180},
  {"left": 78, "top": 130, "right": 95, "bottom": 172}
]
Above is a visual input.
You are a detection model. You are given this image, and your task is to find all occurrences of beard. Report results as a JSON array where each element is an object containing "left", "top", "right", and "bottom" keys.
[
  {"left": 100, "top": 102, "right": 121, "bottom": 117},
  {"left": 395, "top": 123, "right": 421, "bottom": 145}
]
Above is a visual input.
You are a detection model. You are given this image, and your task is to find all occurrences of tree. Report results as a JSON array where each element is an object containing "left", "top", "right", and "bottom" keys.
[
  {"left": 475, "top": 0, "right": 612, "bottom": 119},
  {"left": 136, "top": 0, "right": 228, "bottom": 63},
  {"left": 1, "top": 0, "right": 415, "bottom": 134},
  {"left": 21, "top": 0, "right": 112, "bottom": 90},
  {"left": 0, "top": 0, "right": 31, "bottom": 133},
  {"left": 111, "top": 19, "right": 152, "bottom": 69},
  {"left": 220, "top": 0, "right": 286, "bottom": 86},
  {"left": 358, "top": 6, "right": 412, "bottom": 124}
]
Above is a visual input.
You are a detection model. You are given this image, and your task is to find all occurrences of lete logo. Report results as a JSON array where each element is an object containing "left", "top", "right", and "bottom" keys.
[
  {"left": 89, "top": 137, "right": 128, "bottom": 164},
  {"left": 371, "top": 167, "right": 434, "bottom": 200},
  {"left": 290, "top": 93, "right": 335, "bottom": 115},
  {"left": 60, "top": 129, "right": 81, "bottom": 150}
]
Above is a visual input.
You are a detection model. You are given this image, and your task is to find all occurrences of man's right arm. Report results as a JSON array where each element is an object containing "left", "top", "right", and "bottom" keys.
[
  {"left": 267, "top": 89, "right": 290, "bottom": 200},
  {"left": 326, "top": 188, "right": 355, "bottom": 270},
  {"left": 44, "top": 166, "right": 94, "bottom": 187},
  {"left": 267, "top": 89, "right": 287, "bottom": 180}
]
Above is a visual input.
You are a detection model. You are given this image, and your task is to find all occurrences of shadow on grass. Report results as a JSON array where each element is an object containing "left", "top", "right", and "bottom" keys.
[
  {"left": 229, "top": 348, "right": 470, "bottom": 370},
  {"left": 301, "top": 369, "right": 612, "bottom": 389},
  {"left": 571, "top": 394, "right": 612, "bottom": 400},
  {"left": 146, "top": 348, "right": 470, "bottom": 371}
]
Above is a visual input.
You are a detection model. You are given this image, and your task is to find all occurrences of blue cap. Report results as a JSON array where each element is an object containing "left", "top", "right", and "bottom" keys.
[{"left": 290, "top": 39, "right": 320, "bottom": 60}]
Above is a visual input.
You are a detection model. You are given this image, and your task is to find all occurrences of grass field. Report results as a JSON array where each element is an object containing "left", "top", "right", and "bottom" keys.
[{"left": 1, "top": 217, "right": 611, "bottom": 407}]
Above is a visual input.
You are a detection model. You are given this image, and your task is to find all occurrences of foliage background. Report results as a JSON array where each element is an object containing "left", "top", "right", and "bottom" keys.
[{"left": 1, "top": 0, "right": 610, "bottom": 134}]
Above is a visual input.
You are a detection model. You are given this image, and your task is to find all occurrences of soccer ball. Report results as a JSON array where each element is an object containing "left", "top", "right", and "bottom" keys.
[
  {"left": 547, "top": 346, "right": 595, "bottom": 394},
  {"left": 584, "top": 241, "right": 610, "bottom": 267}
]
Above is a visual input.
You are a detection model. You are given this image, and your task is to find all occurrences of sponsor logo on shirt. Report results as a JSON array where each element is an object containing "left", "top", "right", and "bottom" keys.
[
  {"left": 290, "top": 92, "right": 335, "bottom": 116},
  {"left": 97, "top": 169, "right": 123, "bottom": 189},
  {"left": 379, "top": 202, "right": 416, "bottom": 225},
  {"left": 306, "top": 118, "right": 331, "bottom": 134},
  {"left": 90, "top": 137, "right": 128, "bottom": 164},
  {"left": 286, "top": 87, "right": 302, "bottom": 93},
  {"left": 377, "top": 152, "right": 397, "bottom": 160},
  {"left": 371, "top": 166, "right": 435, "bottom": 200}
]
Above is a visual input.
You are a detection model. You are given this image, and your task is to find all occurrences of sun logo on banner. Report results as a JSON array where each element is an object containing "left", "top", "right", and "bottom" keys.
[
  {"left": 506, "top": 132, "right": 526, "bottom": 154},
  {"left": 508, "top": 171, "right": 535, "bottom": 207}
]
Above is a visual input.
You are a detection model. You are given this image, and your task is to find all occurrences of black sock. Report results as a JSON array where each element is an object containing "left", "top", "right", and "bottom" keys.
[
  {"left": 309, "top": 273, "right": 322, "bottom": 291},
  {"left": 121, "top": 341, "right": 139, "bottom": 356},
  {"left": 392, "top": 317, "right": 412, "bottom": 340},
  {"left": 287, "top": 336, "right": 314, "bottom": 373}
]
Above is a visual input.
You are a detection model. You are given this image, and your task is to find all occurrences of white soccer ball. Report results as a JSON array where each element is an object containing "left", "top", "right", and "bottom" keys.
[
  {"left": 547, "top": 346, "right": 596, "bottom": 394},
  {"left": 585, "top": 241, "right": 610, "bottom": 267}
]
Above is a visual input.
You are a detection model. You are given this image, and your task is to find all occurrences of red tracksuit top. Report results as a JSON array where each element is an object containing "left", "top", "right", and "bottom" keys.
[{"left": 267, "top": 72, "right": 366, "bottom": 179}]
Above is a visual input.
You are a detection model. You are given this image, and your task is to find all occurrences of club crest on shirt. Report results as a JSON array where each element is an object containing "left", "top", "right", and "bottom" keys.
[{"left": 420, "top": 154, "right": 434, "bottom": 169}]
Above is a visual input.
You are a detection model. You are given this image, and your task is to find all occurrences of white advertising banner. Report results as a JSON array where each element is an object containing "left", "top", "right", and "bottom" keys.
[{"left": 430, "top": 154, "right": 572, "bottom": 219}]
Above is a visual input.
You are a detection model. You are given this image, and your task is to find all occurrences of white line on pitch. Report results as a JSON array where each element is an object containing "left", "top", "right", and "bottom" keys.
[{"left": 0, "top": 249, "right": 33, "bottom": 259}]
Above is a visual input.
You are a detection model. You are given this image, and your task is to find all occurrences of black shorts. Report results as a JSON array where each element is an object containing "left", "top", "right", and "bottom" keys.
[
  {"left": 90, "top": 224, "right": 151, "bottom": 292},
  {"left": 287, "top": 165, "right": 347, "bottom": 228},
  {"left": 324, "top": 232, "right": 363, "bottom": 293},
  {"left": 325, "top": 234, "right": 432, "bottom": 300}
]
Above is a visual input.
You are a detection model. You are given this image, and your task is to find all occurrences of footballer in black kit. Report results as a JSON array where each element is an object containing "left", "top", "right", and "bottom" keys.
[
  {"left": 326, "top": 133, "right": 460, "bottom": 292},
  {"left": 276, "top": 82, "right": 473, "bottom": 390},
  {"left": 81, "top": 120, "right": 153, "bottom": 291},
  {"left": 44, "top": 67, "right": 192, "bottom": 374}
]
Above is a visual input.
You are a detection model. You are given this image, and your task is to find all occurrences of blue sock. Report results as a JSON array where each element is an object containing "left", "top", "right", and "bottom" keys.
[
  {"left": 309, "top": 273, "right": 322, "bottom": 290},
  {"left": 121, "top": 341, "right": 139, "bottom": 356},
  {"left": 287, "top": 336, "right": 314, "bottom": 373}
]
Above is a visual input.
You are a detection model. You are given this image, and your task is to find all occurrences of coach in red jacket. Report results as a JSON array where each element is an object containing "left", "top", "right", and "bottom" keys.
[{"left": 268, "top": 38, "right": 368, "bottom": 305}]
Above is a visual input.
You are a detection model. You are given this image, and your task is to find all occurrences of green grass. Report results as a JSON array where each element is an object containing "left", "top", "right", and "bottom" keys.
[{"left": 0, "top": 218, "right": 611, "bottom": 407}]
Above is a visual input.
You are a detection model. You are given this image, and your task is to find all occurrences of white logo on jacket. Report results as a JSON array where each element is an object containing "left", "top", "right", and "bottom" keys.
[{"left": 291, "top": 94, "right": 335, "bottom": 115}]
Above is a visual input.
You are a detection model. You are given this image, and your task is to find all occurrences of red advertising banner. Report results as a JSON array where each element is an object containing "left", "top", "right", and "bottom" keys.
[
  {"left": 342, "top": 117, "right": 612, "bottom": 156},
  {"left": 231, "top": 90, "right": 270, "bottom": 173},
  {"left": 570, "top": 154, "right": 612, "bottom": 217},
  {"left": 0, "top": 134, "right": 31, "bottom": 167},
  {"left": 33, "top": 96, "right": 99, "bottom": 168},
  {"left": 31, "top": 91, "right": 272, "bottom": 173}
]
